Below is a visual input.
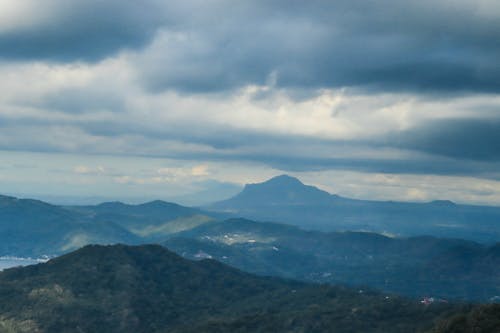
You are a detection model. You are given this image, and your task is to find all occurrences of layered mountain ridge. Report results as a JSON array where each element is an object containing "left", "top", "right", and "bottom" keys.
[
  {"left": 0, "top": 243, "right": 486, "bottom": 333},
  {"left": 165, "top": 218, "right": 500, "bottom": 301},
  {"left": 209, "top": 175, "right": 500, "bottom": 243}
]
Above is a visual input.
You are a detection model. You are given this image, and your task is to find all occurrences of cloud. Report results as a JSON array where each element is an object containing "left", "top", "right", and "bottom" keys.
[
  {"left": 0, "top": 0, "right": 168, "bottom": 62},
  {"left": 73, "top": 165, "right": 106, "bottom": 175},
  {"left": 1, "top": 1, "right": 499, "bottom": 93},
  {"left": 387, "top": 117, "right": 500, "bottom": 161},
  {"left": 2, "top": 1, "right": 500, "bottom": 205},
  {"left": 1, "top": 63, "right": 500, "bottom": 179},
  {"left": 191, "top": 164, "right": 209, "bottom": 176},
  {"left": 132, "top": 0, "right": 500, "bottom": 94}
]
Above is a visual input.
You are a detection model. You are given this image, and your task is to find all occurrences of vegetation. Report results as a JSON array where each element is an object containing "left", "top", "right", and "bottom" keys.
[
  {"left": 0, "top": 195, "right": 215, "bottom": 257},
  {"left": 0, "top": 244, "right": 472, "bottom": 333},
  {"left": 1, "top": 193, "right": 498, "bottom": 303},
  {"left": 0, "top": 195, "right": 139, "bottom": 257},
  {"left": 430, "top": 304, "right": 500, "bottom": 333},
  {"left": 165, "top": 219, "right": 500, "bottom": 301}
]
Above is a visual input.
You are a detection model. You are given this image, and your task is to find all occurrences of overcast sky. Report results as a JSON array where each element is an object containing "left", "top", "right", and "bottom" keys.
[{"left": 1, "top": 0, "right": 500, "bottom": 205}]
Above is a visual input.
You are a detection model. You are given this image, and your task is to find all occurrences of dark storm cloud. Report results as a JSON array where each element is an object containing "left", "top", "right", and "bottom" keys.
[
  {"left": 390, "top": 117, "right": 500, "bottom": 161},
  {"left": 2, "top": 1, "right": 500, "bottom": 92},
  {"left": 28, "top": 88, "right": 124, "bottom": 114},
  {"left": 137, "top": 0, "right": 500, "bottom": 94},
  {"left": 157, "top": 145, "right": 500, "bottom": 180},
  {"left": 2, "top": 0, "right": 500, "bottom": 178},
  {"left": 0, "top": 0, "right": 168, "bottom": 62}
]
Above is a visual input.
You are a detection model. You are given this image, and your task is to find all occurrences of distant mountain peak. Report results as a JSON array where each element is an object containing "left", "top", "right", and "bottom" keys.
[
  {"left": 138, "top": 200, "right": 180, "bottom": 208},
  {"left": 262, "top": 174, "right": 304, "bottom": 186},
  {"left": 212, "top": 175, "right": 334, "bottom": 208},
  {"left": 97, "top": 201, "right": 127, "bottom": 208},
  {"left": 429, "top": 200, "right": 456, "bottom": 206}
]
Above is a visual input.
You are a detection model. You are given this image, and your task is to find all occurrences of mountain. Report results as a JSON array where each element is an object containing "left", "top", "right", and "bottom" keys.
[
  {"left": 431, "top": 304, "right": 500, "bottom": 333},
  {"left": 164, "top": 218, "right": 500, "bottom": 301},
  {"left": 67, "top": 200, "right": 219, "bottom": 241},
  {"left": 0, "top": 195, "right": 220, "bottom": 257},
  {"left": 208, "top": 175, "right": 500, "bottom": 243},
  {"left": 0, "top": 244, "right": 471, "bottom": 333},
  {"left": 0, "top": 195, "right": 139, "bottom": 257},
  {"left": 214, "top": 174, "right": 334, "bottom": 207}
]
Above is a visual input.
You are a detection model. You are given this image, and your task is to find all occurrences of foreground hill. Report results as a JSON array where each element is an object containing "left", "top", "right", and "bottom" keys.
[
  {"left": 165, "top": 219, "right": 500, "bottom": 301},
  {"left": 430, "top": 304, "right": 500, "bottom": 333},
  {"left": 209, "top": 175, "right": 500, "bottom": 243},
  {"left": 0, "top": 244, "right": 467, "bottom": 333}
]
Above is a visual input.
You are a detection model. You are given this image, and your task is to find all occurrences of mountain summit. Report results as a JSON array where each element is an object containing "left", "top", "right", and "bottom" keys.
[{"left": 212, "top": 175, "right": 334, "bottom": 209}]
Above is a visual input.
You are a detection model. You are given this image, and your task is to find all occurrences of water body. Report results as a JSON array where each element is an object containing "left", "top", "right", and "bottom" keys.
[{"left": 0, "top": 257, "right": 47, "bottom": 271}]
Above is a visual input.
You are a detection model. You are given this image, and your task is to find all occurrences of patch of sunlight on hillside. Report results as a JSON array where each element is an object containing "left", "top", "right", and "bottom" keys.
[
  {"left": 61, "top": 233, "right": 91, "bottom": 252},
  {"left": 132, "top": 214, "right": 215, "bottom": 237}
]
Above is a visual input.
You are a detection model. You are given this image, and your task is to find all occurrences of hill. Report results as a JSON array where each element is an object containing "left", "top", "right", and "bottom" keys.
[
  {"left": 0, "top": 195, "right": 138, "bottom": 257},
  {"left": 67, "top": 200, "right": 218, "bottom": 241},
  {"left": 208, "top": 175, "right": 500, "bottom": 243},
  {"left": 430, "top": 304, "right": 500, "bottom": 333},
  {"left": 0, "top": 195, "right": 220, "bottom": 257},
  {"left": 0, "top": 244, "right": 469, "bottom": 333},
  {"left": 165, "top": 218, "right": 500, "bottom": 301}
]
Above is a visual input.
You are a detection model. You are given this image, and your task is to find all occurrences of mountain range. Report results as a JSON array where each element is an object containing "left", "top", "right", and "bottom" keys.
[
  {"left": 2, "top": 243, "right": 495, "bottom": 333},
  {"left": 3, "top": 174, "right": 500, "bottom": 258},
  {"left": 164, "top": 218, "right": 500, "bottom": 301},
  {"left": 209, "top": 175, "right": 500, "bottom": 243},
  {"left": 1, "top": 175, "right": 500, "bottom": 303},
  {"left": 0, "top": 195, "right": 217, "bottom": 257},
  {"left": 0, "top": 195, "right": 138, "bottom": 256}
]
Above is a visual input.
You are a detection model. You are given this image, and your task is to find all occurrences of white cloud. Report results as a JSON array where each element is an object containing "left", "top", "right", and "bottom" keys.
[
  {"left": 73, "top": 165, "right": 106, "bottom": 175},
  {"left": 191, "top": 164, "right": 209, "bottom": 176},
  {"left": 1, "top": 1, "right": 500, "bottom": 205}
]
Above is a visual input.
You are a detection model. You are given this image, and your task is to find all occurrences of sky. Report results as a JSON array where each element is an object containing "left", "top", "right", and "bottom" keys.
[{"left": 1, "top": 0, "right": 500, "bottom": 206}]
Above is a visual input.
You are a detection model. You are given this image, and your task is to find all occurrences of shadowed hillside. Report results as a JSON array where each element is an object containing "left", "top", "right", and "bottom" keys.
[{"left": 165, "top": 218, "right": 500, "bottom": 301}]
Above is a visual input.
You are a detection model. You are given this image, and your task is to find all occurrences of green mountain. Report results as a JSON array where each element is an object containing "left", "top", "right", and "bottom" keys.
[
  {"left": 0, "top": 244, "right": 470, "bottom": 333},
  {"left": 164, "top": 219, "right": 500, "bottom": 301},
  {"left": 208, "top": 175, "right": 500, "bottom": 243},
  {"left": 0, "top": 195, "right": 139, "bottom": 257},
  {"left": 67, "top": 200, "right": 217, "bottom": 241},
  {"left": 0, "top": 195, "right": 220, "bottom": 257}
]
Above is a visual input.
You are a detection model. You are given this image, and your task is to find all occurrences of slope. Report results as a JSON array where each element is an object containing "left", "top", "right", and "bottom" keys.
[
  {"left": 165, "top": 218, "right": 500, "bottom": 301},
  {"left": 0, "top": 195, "right": 138, "bottom": 257},
  {"left": 67, "top": 200, "right": 218, "bottom": 240},
  {"left": 208, "top": 175, "right": 500, "bottom": 243},
  {"left": 0, "top": 244, "right": 465, "bottom": 333}
]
